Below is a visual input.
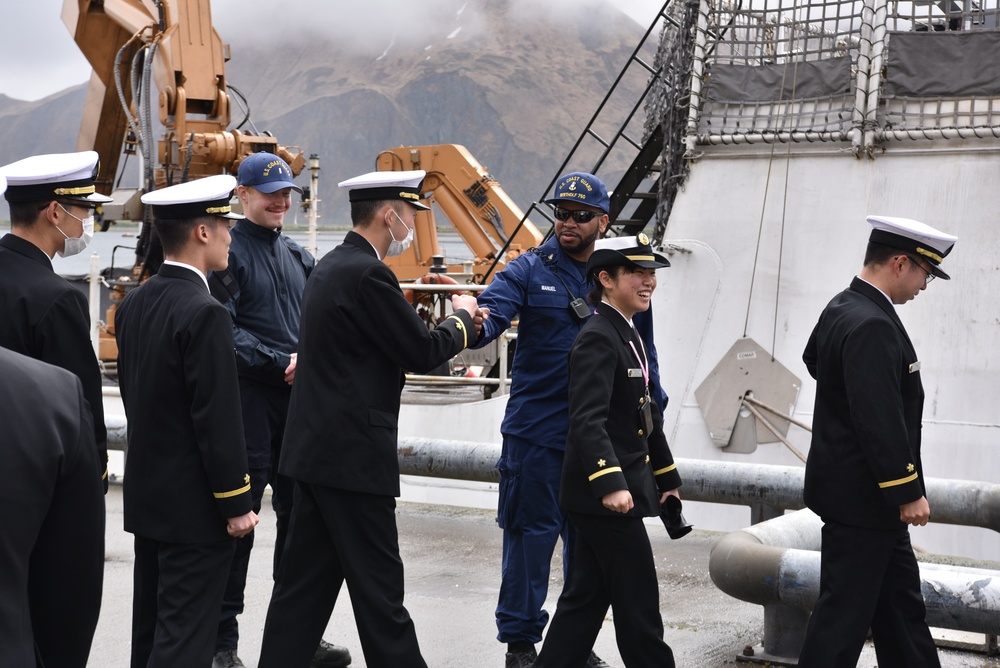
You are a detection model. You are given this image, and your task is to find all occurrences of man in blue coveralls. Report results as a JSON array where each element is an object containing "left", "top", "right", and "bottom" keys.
[{"left": 472, "top": 172, "right": 666, "bottom": 668}]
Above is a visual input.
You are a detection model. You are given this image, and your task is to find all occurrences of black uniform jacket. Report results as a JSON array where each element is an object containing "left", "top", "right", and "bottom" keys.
[
  {"left": 561, "top": 302, "right": 681, "bottom": 517},
  {"left": 280, "top": 230, "right": 475, "bottom": 497},
  {"left": 0, "top": 348, "right": 105, "bottom": 668},
  {"left": 803, "top": 277, "right": 927, "bottom": 529},
  {"left": 116, "top": 264, "right": 252, "bottom": 543},
  {"left": 0, "top": 234, "right": 108, "bottom": 488}
]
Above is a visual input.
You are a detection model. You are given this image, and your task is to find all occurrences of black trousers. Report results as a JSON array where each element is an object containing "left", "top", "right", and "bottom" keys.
[
  {"left": 534, "top": 512, "right": 675, "bottom": 668},
  {"left": 798, "top": 521, "right": 941, "bottom": 668},
  {"left": 131, "top": 535, "right": 235, "bottom": 668},
  {"left": 258, "top": 482, "right": 427, "bottom": 668}
]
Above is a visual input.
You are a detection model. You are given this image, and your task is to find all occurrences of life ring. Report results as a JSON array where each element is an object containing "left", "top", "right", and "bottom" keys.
[{"left": 403, "top": 273, "right": 467, "bottom": 306}]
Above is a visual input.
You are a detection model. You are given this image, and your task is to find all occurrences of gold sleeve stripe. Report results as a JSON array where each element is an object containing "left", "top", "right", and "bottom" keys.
[
  {"left": 878, "top": 472, "right": 919, "bottom": 489},
  {"left": 447, "top": 314, "right": 468, "bottom": 349},
  {"left": 653, "top": 463, "right": 677, "bottom": 476},
  {"left": 214, "top": 483, "right": 251, "bottom": 499},
  {"left": 102, "top": 465, "right": 108, "bottom": 480},
  {"left": 588, "top": 466, "right": 623, "bottom": 482}
]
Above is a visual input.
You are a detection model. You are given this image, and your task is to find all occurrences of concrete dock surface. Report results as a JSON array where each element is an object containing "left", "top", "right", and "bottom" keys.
[{"left": 90, "top": 484, "right": 1000, "bottom": 667}]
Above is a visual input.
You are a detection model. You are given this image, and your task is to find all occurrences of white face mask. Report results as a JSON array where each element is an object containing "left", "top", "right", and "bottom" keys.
[
  {"left": 56, "top": 204, "right": 95, "bottom": 258},
  {"left": 386, "top": 209, "right": 414, "bottom": 257}
]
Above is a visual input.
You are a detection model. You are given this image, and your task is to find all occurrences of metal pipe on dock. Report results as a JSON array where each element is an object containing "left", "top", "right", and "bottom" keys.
[
  {"left": 710, "top": 508, "right": 1000, "bottom": 663},
  {"left": 104, "top": 428, "right": 1000, "bottom": 533}
]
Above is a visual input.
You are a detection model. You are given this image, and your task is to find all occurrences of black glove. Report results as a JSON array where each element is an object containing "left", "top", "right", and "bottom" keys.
[{"left": 659, "top": 495, "right": 692, "bottom": 540}]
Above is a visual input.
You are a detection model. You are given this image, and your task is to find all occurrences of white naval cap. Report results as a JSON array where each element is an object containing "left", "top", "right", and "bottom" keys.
[
  {"left": 0, "top": 150, "right": 113, "bottom": 205},
  {"left": 141, "top": 174, "right": 244, "bottom": 220},
  {"left": 587, "top": 232, "right": 671, "bottom": 277},
  {"left": 338, "top": 169, "right": 431, "bottom": 210},
  {"left": 0, "top": 174, "right": 6, "bottom": 196},
  {"left": 866, "top": 215, "right": 957, "bottom": 280}
]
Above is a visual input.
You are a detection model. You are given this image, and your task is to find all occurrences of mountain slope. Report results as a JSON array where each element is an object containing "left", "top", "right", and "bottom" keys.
[{"left": 1, "top": 0, "right": 649, "bottom": 224}]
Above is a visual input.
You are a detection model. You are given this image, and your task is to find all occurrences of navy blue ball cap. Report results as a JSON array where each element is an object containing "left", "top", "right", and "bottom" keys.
[
  {"left": 544, "top": 172, "right": 610, "bottom": 214},
  {"left": 237, "top": 152, "right": 302, "bottom": 194}
]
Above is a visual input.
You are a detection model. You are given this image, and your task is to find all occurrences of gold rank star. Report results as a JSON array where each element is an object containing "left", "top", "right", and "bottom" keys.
[
  {"left": 597, "top": 459, "right": 606, "bottom": 468},
  {"left": 906, "top": 463, "right": 915, "bottom": 473},
  {"left": 244, "top": 473, "right": 251, "bottom": 484}
]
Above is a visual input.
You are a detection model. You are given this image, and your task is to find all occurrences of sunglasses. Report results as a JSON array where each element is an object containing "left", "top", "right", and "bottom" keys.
[{"left": 553, "top": 207, "right": 604, "bottom": 223}]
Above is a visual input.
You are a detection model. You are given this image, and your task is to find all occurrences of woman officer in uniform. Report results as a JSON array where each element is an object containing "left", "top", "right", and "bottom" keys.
[{"left": 534, "top": 234, "right": 682, "bottom": 668}]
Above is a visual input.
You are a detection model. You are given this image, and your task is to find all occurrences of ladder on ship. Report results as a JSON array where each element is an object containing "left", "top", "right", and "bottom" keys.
[
  {"left": 482, "top": 0, "right": 688, "bottom": 281},
  {"left": 534, "top": 0, "right": 677, "bottom": 239}
]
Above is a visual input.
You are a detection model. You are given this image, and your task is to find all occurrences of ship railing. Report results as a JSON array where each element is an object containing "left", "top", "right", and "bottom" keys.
[
  {"left": 95, "top": 275, "right": 515, "bottom": 395},
  {"left": 681, "top": 0, "right": 1000, "bottom": 152},
  {"left": 396, "top": 281, "right": 515, "bottom": 396}
]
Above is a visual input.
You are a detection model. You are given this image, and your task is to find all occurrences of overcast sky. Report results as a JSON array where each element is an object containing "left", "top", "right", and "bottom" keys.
[{"left": 0, "top": 0, "right": 667, "bottom": 102}]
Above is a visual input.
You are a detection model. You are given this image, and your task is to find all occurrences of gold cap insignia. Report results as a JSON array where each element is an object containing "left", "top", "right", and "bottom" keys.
[{"left": 638, "top": 232, "right": 650, "bottom": 246}]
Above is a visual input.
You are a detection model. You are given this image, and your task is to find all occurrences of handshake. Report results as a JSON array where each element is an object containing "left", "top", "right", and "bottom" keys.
[{"left": 452, "top": 294, "right": 490, "bottom": 336}]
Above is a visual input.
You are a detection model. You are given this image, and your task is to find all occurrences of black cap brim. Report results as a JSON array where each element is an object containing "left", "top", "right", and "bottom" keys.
[{"left": 929, "top": 265, "right": 950, "bottom": 280}]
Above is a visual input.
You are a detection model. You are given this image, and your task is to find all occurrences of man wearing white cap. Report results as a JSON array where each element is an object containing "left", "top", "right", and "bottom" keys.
[
  {"left": 208, "top": 153, "right": 348, "bottom": 668},
  {"left": 797, "top": 215, "right": 957, "bottom": 667},
  {"left": 116, "top": 174, "right": 258, "bottom": 668},
  {"left": 258, "top": 170, "right": 483, "bottom": 668},
  {"left": 0, "top": 150, "right": 111, "bottom": 494},
  {"left": 0, "top": 173, "right": 105, "bottom": 668}
]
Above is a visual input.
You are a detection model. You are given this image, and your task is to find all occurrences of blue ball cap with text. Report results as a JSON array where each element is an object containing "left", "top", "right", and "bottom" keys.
[
  {"left": 544, "top": 172, "right": 610, "bottom": 214},
  {"left": 237, "top": 152, "right": 302, "bottom": 194}
]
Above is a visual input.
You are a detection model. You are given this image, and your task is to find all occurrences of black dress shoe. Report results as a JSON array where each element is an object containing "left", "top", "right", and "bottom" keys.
[
  {"left": 585, "top": 650, "right": 611, "bottom": 667},
  {"left": 310, "top": 639, "right": 352, "bottom": 668}
]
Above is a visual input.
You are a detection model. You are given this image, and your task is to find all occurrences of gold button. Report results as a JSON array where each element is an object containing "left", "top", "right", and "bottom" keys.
[
  {"left": 638, "top": 429, "right": 644, "bottom": 436},
  {"left": 645, "top": 455, "right": 650, "bottom": 464}
]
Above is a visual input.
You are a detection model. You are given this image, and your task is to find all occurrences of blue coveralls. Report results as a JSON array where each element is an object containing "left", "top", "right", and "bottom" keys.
[
  {"left": 210, "top": 219, "right": 313, "bottom": 653},
  {"left": 473, "top": 237, "right": 665, "bottom": 645}
]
